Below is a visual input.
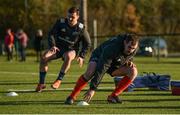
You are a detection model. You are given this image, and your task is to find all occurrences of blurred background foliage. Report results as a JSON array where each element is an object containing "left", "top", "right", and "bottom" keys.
[{"left": 0, "top": 0, "right": 180, "bottom": 52}]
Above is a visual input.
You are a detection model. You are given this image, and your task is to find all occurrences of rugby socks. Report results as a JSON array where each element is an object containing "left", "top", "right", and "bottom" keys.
[
  {"left": 111, "top": 76, "right": 133, "bottom": 97},
  {"left": 39, "top": 72, "right": 46, "bottom": 84},
  {"left": 70, "top": 75, "right": 88, "bottom": 99},
  {"left": 56, "top": 71, "right": 65, "bottom": 80}
]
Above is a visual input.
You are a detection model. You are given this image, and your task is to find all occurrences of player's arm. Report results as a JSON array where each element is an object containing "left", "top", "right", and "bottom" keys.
[
  {"left": 78, "top": 29, "right": 91, "bottom": 59},
  {"left": 77, "top": 30, "right": 91, "bottom": 67},
  {"left": 48, "top": 19, "right": 60, "bottom": 49}
]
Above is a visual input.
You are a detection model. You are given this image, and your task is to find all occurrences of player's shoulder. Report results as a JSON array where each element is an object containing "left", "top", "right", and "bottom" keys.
[
  {"left": 107, "top": 36, "right": 124, "bottom": 50},
  {"left": 108, "top": 35, "right": 122, "bottom": 42},
  {"left": 114, "top": 34, "right": 126, "bottom": 43}
]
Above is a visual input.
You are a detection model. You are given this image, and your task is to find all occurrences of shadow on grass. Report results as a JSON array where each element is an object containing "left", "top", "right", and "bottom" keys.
[
  {"left": 0, "top": 90, "right": 71, "bottom": 94},
  {"left": 159, "top": 61, "right": 180, "bottom": 64},
  {"left": 0, "top": 100, "right": 65, "bottom": 105},
  {"left": 92, "top": 98, "right": 180, "bottom": 103},
  {"left": 0, "top": 89, "right": 172, "bottom": 96},
  {"left": 124, "top": 98, "right": 180, "bottom": 102},
  {"left": 135, "top": 59, "right": 180, "bottom": 65},
  {"left": 0, "top": 82, "right": 73, "bottom": 85},
  {"left": 1, "top": 100, "right": 179, "bottom": 110},
  {"left": 0, "top": 81, "right": 114, "bottom": 85},
  {"left": 87, "top": 105, "right": 180, "bottom": 110},
  {"left": 124, "top": 92, "right": 172, "bottom": 96}
]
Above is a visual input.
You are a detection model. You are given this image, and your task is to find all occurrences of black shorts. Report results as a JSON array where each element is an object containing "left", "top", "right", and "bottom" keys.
[
  {"left": 89, "top": 50, "right": 119, "bottom": 77},
  {"left": 55, "top": 48, "right": 77, "bottom": 59},
  {"left": 106, "top": 66, "right": 119, "bottom": 77},
  {"left": 56, "top": 48, "right": 68, "bottom": 58}
]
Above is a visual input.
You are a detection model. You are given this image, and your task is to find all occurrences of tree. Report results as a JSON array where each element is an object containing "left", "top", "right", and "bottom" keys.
[{"left": 121, "top": 3, "right": 141, "bottom": 33}]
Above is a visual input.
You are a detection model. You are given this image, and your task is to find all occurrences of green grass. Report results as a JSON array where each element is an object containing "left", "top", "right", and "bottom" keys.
[{"left": 0, "top": 56, "right": 180, "bottom": 114}]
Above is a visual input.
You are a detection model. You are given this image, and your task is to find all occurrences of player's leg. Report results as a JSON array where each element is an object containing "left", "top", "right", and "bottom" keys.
[
  {"left": 51, "top": 50, "right": 76, "bottom": 89},
  {"left": 10, "top": 47, "right": 13, "bottom": 60},
  {"left": 36, "top": 48, "right": 58, "bottom": 92},
  {"left": 22, "top": 47, "right": 26, "bottom": 61},
  {"left": 19, "top": 46, "right": 22, "bottom": 61},
  {"left": 108, "top": 63, "right": 138, "bottom": 103},
  {"left": 6, "top": 46, "right": 10, "bottom": 61},
  {"left": 65, "top": 61, "right": 97, "bottom": 104}
]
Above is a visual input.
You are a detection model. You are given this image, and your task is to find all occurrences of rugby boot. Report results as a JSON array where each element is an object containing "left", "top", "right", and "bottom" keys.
[
  {"left": 51, "top": 80, "right": 62, "bottom": 89},
  {"left": 35, "top": 84, "right": 46, "bottom": 92},
  {"left": 64, "top": 96, "right": 74, "bottom": 105},
  {"left": 107, "top": 95, "right": 122, "bottom": 104}
]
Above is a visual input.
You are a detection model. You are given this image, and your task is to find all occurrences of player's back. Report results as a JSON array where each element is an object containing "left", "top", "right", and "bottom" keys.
[{"left": 93, "top": 35, "right": 124, "bottom": 55}]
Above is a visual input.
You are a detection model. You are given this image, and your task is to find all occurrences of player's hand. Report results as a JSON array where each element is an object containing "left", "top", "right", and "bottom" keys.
[
  {"left": 51, "top": 46, "right": 60, "bottom": 53},
  {"left": 125, "top": 61, "right": 135, "bottom": 68},
  {"left": 77, "top": 57, "right": 84, "bottom": 68},
  {"left": 83, "top": 89, "right": 95, "bottom": 103}
]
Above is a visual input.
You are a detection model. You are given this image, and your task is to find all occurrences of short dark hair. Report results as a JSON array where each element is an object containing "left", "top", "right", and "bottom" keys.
[
  {"left": 68, "top": 7, "right": 79, "bottom": 15},
  {"left": 124, "top": 33, "right": 140, "bottom": 44}
]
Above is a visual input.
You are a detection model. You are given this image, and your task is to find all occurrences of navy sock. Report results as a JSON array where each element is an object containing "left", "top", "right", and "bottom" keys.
[
  {"left": 57, "top": 71, "right": 65, "bottom": 80},
  {"left": 39, "top": 72, "right": 46, "bottom": 84}
]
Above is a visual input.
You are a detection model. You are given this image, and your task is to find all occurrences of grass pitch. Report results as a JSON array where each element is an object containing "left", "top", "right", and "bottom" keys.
[{"left": 0, "top": 56, "right": 180, "bottom": 114}]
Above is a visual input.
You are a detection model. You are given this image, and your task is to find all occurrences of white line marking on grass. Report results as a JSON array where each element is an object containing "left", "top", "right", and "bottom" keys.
[
  {"left": 0, "top": 71, "right": 79, "bottom": 77},
  {"left": 8, "top": 87, "right": 114, "bottom": 92}
]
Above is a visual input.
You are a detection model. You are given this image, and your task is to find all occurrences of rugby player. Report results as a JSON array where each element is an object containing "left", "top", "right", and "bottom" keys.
[
  {"left": 35, "top": 7, "right": 91, "bottom": 92},
  {"left": 65, "top": 33, "right": 139, "bottom": 104}
]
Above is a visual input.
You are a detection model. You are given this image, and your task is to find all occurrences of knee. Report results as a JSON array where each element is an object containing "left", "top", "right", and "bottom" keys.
[
  {"left": 40, "top": 56, "right": 48, "bottom": 65},
  {"left": 64, "top": 52, "right": 75, "bottom": 62},
  {"left": 128, "top": 66, "right": 138, "bottom": 79}
]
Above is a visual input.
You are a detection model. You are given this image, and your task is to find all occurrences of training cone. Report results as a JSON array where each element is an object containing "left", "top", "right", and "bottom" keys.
[
  {"left": 77, "top": 101, "right": 89, "bottom": 106},
  {"left": 6, "top": 92, "right": 18, "bottom": 96}
]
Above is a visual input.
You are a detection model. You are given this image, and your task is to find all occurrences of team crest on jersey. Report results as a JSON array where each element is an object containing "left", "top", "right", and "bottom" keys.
[{"left": 117, "top": 56, "right": 127, "bottom": 65}]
